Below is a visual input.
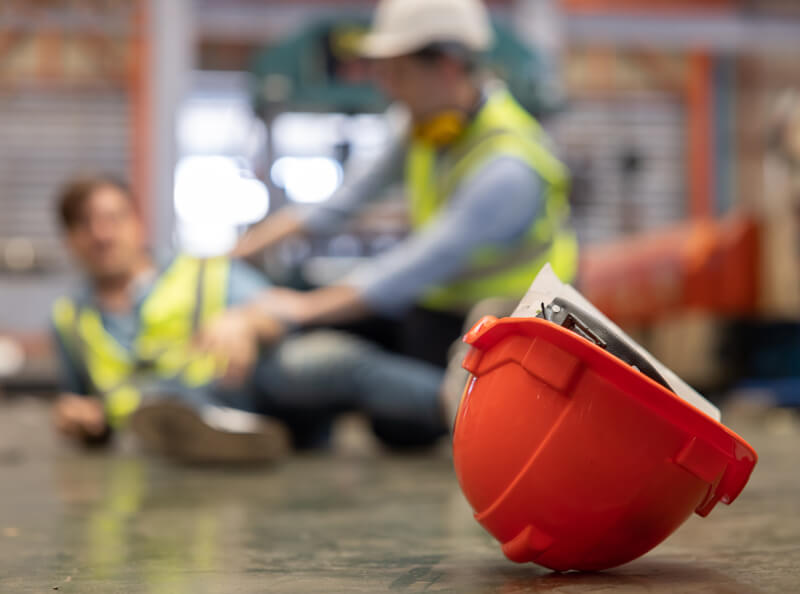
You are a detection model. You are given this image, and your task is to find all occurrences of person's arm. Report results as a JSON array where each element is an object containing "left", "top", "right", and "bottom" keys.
[
  {"left": 51, "top": 324, "right": 90, "bottom": 396},
  {"left": 339, "top": 156, "right": 544, "bottom": 313},
  {"left": 50, "top": 326, "right": 109, "bottom": 444},
  {"left": 225, "top": 259, "right": 271, "bottom": 307},
  {"left": 231, "top": 208, "right": 307, "bottom": 257},
  {"left": 249, "top": 157, "right": 544, "bottom": 325},
  {"left": 234, "top": 128, "right": 408, "bottom": 257},
  {"left": 194, "top": 259, "right": 285, "bottom": 383},
  {"left": 244, "top": 284, "right": 370, "bottom": 328},
  {"left": 225, "top": 259, "right": 288, "bottom": 345}
]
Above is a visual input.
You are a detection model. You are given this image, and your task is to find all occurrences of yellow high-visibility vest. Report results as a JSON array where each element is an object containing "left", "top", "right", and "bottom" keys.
[
  {"left": 406, "top": 86, "right": 579, "bottom": 312},
  {"left": 51, "top": 255, "right": 230, "bottom": 427}
]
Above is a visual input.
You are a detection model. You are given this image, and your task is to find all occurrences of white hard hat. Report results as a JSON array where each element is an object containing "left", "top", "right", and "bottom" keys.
[{"left": 360, "top": 0, "right": 494, "bottom": 59}]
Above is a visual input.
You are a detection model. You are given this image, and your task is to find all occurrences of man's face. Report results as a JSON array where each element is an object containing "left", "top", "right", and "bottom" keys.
[
  {"left": 373, "top": 55, "right": 450, "bottom": 120},
  {"left": 65, "top": 185, "right": 145, "bottom": 282}
]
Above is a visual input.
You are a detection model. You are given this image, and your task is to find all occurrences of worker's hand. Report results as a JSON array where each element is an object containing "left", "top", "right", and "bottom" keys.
[
  {"left": 195, "top": 308, "right": 285, "bottom": 385},
  {"left": 231, "top": 210, "right": 305, "bottom": 258},
  {"left": 253, "top": 285, "right": 369, "bottom": 327},
  {"left": 253, "top": 288, "right": 313, "bottom": 326},
  {"left": 196, "top": 309, "right": 259, "bottom": 385},
  {"left": 53, "top": 393, "right": 107, "bottom": 441}
]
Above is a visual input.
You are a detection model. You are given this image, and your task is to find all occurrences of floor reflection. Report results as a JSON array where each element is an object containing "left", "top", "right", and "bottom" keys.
[{"left": 0, "top": 399, "right": 791, "bottom": 593}]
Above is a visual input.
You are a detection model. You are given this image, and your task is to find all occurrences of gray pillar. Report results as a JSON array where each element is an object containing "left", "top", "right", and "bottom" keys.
[
  {"left": 513, "top": 0, "right": 566, "bottom": 111},
  {"left": 147, "top": 0, "right": 194, "bottom": 252}
]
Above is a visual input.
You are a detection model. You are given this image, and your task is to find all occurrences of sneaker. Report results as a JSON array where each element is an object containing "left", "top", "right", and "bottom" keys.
[{"left": 129, "top": 400, "right": 290, "bottom": 464}]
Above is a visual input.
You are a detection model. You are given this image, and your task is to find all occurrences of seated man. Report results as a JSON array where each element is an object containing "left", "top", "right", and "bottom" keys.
[{"left": 51, "top": 175, "right": 448, "bottom": 462}]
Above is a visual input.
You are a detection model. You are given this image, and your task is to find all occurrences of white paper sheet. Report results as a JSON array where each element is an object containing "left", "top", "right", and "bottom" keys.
[{"left": 513, "top": 264, "right": 722, "bottom": 422}]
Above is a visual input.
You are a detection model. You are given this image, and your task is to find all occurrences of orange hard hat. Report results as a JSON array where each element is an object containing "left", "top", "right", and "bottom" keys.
[{"left": 453, "top": 314, "right": 757, "bottom": 572}]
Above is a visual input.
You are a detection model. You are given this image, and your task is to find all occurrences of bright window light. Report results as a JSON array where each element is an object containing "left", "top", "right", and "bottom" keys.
[
  {"left": 174, "top": 156, "right": 269, "bottom": 225},
  {"left": 271, "top": 156, "right": 343, "bottom": 204},
  {"left": 174, "top": 156, "right": 269, "bottom": 256},
  {"left": 272, "top": 112, "right": 347, "bottom": 155},
  {"left": 345, "top": 114, "right": 392, "bottom": 150},
  {"left": 178, "top": 101, "right": 257, "bottom": 156},
  {"left": 175, "top": 220, "right": 239, "bottom": 259}
]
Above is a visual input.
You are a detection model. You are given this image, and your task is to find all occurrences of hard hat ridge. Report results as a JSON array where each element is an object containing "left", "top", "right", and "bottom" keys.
[{"left": 360, "top": 0, "right": 494, "bottom": 59}]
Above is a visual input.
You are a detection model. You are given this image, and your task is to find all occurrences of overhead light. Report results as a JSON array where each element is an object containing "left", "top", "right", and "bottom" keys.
[
  {"left": 271, "top": 156, "right": 343, "bottom": 204},
  {"left": 174, "top": 156, "right": 269, "bottom": 225},
  {"left": 174, "top": 156, "right": 270, "bottom": 256}
]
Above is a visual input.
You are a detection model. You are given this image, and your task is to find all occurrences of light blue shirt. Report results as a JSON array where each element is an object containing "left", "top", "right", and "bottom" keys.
[{"left": 297, "top": 135, "right": 544, "bottom": 315}]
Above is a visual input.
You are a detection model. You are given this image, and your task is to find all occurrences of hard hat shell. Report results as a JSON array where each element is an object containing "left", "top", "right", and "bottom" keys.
[
  {"left": 360, "top": 0, "right": 494, "bottom": 59},
  {"left": 453, "top": 315, "right": 757, "bottom": 572}
]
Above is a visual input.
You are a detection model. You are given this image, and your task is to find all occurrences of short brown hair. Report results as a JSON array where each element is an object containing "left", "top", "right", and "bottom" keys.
[{"left": 56, "top": 174, "right": 134, "bottom": 230}]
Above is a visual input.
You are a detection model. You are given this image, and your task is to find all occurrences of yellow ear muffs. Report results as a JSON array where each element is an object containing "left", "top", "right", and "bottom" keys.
[{"left": 413, "top": 110, "right": 467, "bottom": 146}]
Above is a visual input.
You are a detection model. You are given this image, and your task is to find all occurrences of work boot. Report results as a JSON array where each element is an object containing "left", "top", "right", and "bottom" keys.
[{"left": 129, "top": 400, "right": 290, "bottom": 464}]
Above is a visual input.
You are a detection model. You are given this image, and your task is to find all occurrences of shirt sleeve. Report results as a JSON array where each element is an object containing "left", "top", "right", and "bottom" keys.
[
  {"left": 294, "top": 124, "right": 408, "bottom": 233},
  {"left": 226, "top": 260, "right": 273, "bottom": 307},
  {"left": 341, "top": 156, "right": 544, "bottom": 314},
  {"left": 51, "top": 323, "right": 91, "bottom": 395}
]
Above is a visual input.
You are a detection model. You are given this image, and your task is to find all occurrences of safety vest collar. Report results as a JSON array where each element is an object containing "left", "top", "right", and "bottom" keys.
[{"left": 405, "top": 87, "right": 578, "bottom": 312}]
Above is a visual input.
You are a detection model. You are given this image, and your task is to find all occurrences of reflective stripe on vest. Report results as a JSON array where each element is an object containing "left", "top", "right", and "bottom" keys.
[
  {"left": 406, "top": 87, "right": 578, "bottom": 311},
  {"left": 51, "top": 255, "right": 230, "bottom": 427}
]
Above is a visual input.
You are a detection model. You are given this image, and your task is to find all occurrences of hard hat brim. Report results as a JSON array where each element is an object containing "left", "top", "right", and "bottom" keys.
[
  {"left": 359, "top": 32, "right": 428, "bottom": 59},
  {"left": 359, "top": 30, "right": 492, "bottom": 60}
]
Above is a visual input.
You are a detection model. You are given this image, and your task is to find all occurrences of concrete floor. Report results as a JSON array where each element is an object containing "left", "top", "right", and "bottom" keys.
[{"left": 0, "top": 397, "right": 798, "bottom": 593}]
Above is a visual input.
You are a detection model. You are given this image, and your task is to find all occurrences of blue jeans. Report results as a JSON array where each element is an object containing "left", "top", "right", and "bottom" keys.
[{"left": 213, "top": 330, "right": 447, "bottom": 449}]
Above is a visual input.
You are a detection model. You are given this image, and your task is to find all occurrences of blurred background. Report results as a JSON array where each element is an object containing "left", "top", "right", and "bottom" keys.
[{"left": 2, "top": 0, "right": 800, "bottom": 404}]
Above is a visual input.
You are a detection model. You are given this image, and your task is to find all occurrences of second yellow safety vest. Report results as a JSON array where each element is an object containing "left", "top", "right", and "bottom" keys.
[
  {"left": 51, "top": 255, "right": 230, "bottom": 427},
  {"left": 406, "top": 86, "right": 579, "bottom": 311}
]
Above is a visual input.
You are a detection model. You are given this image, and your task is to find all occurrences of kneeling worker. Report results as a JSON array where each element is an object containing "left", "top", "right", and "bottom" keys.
[{"left": 231, "top": 0, "right": 578, "bottom": 369}]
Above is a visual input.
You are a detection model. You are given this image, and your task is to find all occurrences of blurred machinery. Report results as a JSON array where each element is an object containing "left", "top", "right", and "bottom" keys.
[
  {"left": 580, "top": 216, "right": 759, "bottom": 326},
  {"left": 578, "top": 216, "right": 760, "bottom": 394},
  {"left": 249, "top": 18, "right": 559, "bottom": 119},
  {"left": 578, "top": 208, "right": 800, "bottom": 400}
]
